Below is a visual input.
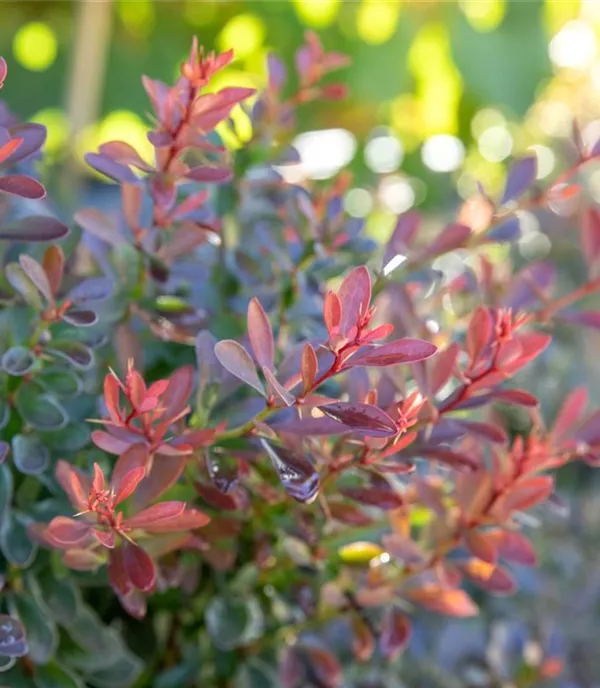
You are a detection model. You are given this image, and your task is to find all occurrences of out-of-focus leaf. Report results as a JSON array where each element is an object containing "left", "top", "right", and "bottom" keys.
[
  {"left": 205, "top": 596, "right": 264, "bottom": 650},
  {"left": 260, "top": 440, "right": 319, "bottom": 504},
  {"left": 15, "top": 385, "right": 68, "bottom": 431},
  {"left": 122, "top": 542, "right": 155, "bottom": 592},
  {"left": 1, "top": 347, "right": 35, "bottom": 376},
  {"left": 406, "top": 585, "right": 478, "bottom": 617},
  {"left": 234, "top": 658, "right": 279, "bottom": 688},
  {"left": 61, "top": 309, "right": 98, "bottom": 328},
  {"left": 37, "top": 369, "right": 82, "bottom": 398},
  {"left": 0, "top": 615, "right": 28, "bottom": 658},
  {"left": 501, "top": 156, "right": 537, "bottom": 204},
  {"left": 67, "top": 277, "right": 113, "bottom": 304},
  {"left": 0, "top": 442, "right": 8, "bottom": 465},
  {"left": 485, "top": 216, "right": 521, "bottom": 243},
  {"left": 302, "top": 645, "right": 342, "bottom": 688},
  {"left": 0, "top": 175, "right": 45, "bottom": 199},
  {"left": 0, "top": 464, "right": 13, "bottom": 519},
  {"left": 337, "top": 265, "right": 371, "bottom": 337},
  {"left": 8, "top": 593, "right": 57, "bottom": 664},
  {"left": 1, "top": 512, "right": 37, "bottom": 566},
  {"left": 6, "top": 123, "right": 46, "bottom": 164},
  {"left": 19, "top": 255, "right": 53, "bottom": 304},
  {"left": 34, "top": 574, "right": 80, "bottom": 626},
  {"left": 12, "top": 435, "right": 50, "bottom": 475},
  {"left": 84, "top": 153, "right": 138, "bottom": 184},
  {"left": 247, "top": 297, "right": 274, "bottom": 370},
  {"left": 32, "top": 663, "right": 83, "bottom": 688},
  {"left": 379, "top": 608, "right": 411, "bottom": 661},
  {"left": 46, "top": 341, "right": 94, "bottom": 370},
  {"left": 74, "top": 208, "right": 125, "bottom": 247},
  {"left": 0, "top": 216, "right": 68, "bottom": 242},
  {"left": 5, "top": 264, "right": 43, "bottom": 310}
]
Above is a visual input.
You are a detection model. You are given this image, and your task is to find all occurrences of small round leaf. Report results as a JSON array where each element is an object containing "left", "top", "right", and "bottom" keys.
[
  {"left": 12, "top": 435, "right": 50, "bottom": 475},
  {"left": 15, "top": 385, "right": 69, "bottom": 432},
  {"left": 0, "top": 614, "right": 28, "bottom": 658},
  {"left": 1, "top": 347, "right": 35, "bottom": 376}
]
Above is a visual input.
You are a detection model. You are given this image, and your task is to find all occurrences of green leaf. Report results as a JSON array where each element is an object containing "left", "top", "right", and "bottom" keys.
[
  {"left": 8, "top": 593, "right": 57, "bottom": 665},
  {"left": 39, "top": 425, "right": 90, "bottom": 453},
  {"left": 153, "top": 656, "right": 201, "bottom": 688},
  {"left": 30, "top": 573, "right": 81, "bottom": 627},
  {"left": 205, "top": 596, "right": 264, "bottom": 651},
  {"left": 36, "top": 369, "right": 82, "bottom": 398},
  {"left": 33, "top": 663, "right": 83, "bottom": 688},
  {"left": 84, "top": 652, "right": 143, "bottom": 688},
  {"left": 15, "top": 385, "right": 68, "bottom": 432},
  {"left": 0, "top": 512, "right": 37, "bottom": 567},
  {"left": 0, "top": 398, "right": 9, "bottom": 431},
  {"left": 1, "top": 347, "right": 36, "bottom": 376},
  {"left": 0, "top": 465, "right": 13, "bottom": 520},
  {"left": 5, "top": 264, "right": 43, "bottom": 310},
  {"left": 0, "top": 655, "right": 16, "bottom": 672},
  {"left": 12, "top": 435, "right": 50, "bottom": 475},
  {"left": 234, "top": 659, "right": 279, "bottom": 688}
]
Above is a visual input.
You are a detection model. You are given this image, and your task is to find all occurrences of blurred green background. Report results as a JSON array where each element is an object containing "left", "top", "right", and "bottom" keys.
[{"left": 1, "top": 0, "right": 599, "bottom": 213}]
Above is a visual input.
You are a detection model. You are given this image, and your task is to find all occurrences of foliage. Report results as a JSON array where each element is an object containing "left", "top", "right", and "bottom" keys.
[{"left": 0, "top": 31, "right": 600, "bottom": 687}]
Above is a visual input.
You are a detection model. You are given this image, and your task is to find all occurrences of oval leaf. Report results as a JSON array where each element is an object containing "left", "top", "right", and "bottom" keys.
[
  {"left": 1, "top": 346, "right": 35, "bottom": 376},
  {"left": 319, "top": 402, "right": 397, "bottom": 437},
  {"left": 214, "top": 340, "right": 265, "bottom": 396},
  {"left": 260, "top": 440, "right": 320, "bottom": 504},
  {"left": 12, "top": 434, "right": 50, "bottom": 475}
]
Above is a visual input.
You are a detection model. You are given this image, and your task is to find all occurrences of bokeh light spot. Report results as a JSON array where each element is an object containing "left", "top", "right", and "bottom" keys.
[
  {"left": 345, "top": 188, "right": 373, "bottom": 218},
  {"left": 549, "top": 19, "right": 597, "bottom": 69},
  {"left": 364, "top": 134, "right": 404, "bottom": 173},
  {"left": 13, "top": 22, "right": 57, "bottom": 72},
  {"left": 378, "top": 175, "right": 415, "bottom": 214},
  {"left": 459, "top": 0, "right": 506, "bottom": 32},
  {"left": 422, "top": 135, "right": 465, "bottom": 172},
  {"left": 117, "top": 0, "right": 155, "bottom": 37},
  {"left": 184, "top": 0, "right": 218, "bottom": 26},
  {"left": 528, "top": 144, "right": 555, "bottom": 179},
  {"left": 31, "top": 108, "right": 67, "bottom": 156},
  {"left": 293, "top": 129, "right": 357, "bottom": 180},
  {"left": 218, "top": 14, "right": 265, "bottom": 58},
  {"left": 292, "top": 0, "right": 341, "bottom": 28},
  {"left": 357, "top": 0, "right": 401, "bottom": 45},
  {"left": 478, "top": 125, "right": 513, "bottom": 162}
]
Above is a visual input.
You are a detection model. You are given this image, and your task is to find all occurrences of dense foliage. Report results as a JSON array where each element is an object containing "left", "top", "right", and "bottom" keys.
[{"left": 1, "top": 34, "right": 600, "bottom": 687}]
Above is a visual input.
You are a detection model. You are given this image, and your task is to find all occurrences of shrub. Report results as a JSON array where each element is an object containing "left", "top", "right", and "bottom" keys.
[{"left": 0, "top": 33, "right": 599, "bottom": 687}]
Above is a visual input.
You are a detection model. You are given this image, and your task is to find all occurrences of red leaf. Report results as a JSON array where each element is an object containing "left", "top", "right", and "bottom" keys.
[
  {"left": 425, "top": 223, "right": 471, "bottom": 257},
  {"left": 460, "top": 560, "right": 517, "bottom": 595},
  {"left": 138, "top": 508, "right": 210, "bottom": 533},
  {"left": 323, "top": 291, "right": 342, "bottom": 334},
  {"left": 41, "top": 245, "right": 65, "bottom": 297},
  {"left": 6, "top": 124, "right": 46, "bottom": 164},
  {"left": 338, "top": 265, "right": 371, "bottom": 336},
  {"left": 454, "top": 420, "right": 507, "bottom": 444},
  {"left": 98, "top": 140, "right": 152, "bottom": 171},
  {"left": 381, "top": 533, "right": 426, "bottom": 565},
  {"left": 160, "top": 365, "right": 194, "bottom": 422},
  {"left": 502, "top": 333, "right": 551, "bottom": 375},
  {"left": 351, "top": 617, "right": 374, "bottom": 662},
  {"left": 329, "top": 502, "right": 373, "bottom": 526},
  {"left": 0, "top": 57, "right": 6, "bottom": 88},
  {"left": 340, "top": 486, "right": 403, "bottom": 510},
  {"left": 407, "top": 585, "right": 478, "bottom": 617},
  {"left": 55, "top": 459, "right": 90, "bottom": 511},
  {"left": 263, "top": 367, "right": 295, "bottom": 406},
  {"left": 123, "top": 542, "right": 155, "bottom": 591},
  {"left": 319, "top": 402, "right": 397, "bottom": 437},
  {"left": 304, "top": 646, "right": 342, "bottom": 688},
  {"left": 383, "top": 211, "right": 420, "bottom": 268},
  {"left": 488, "top": 388, "right": 539, "bottom": 407},
  {"left": 214, "top": 340, "right": 265, "bottom": 396},
  {"left": 491, "top": 476, "right": 553, "bottom": 518},
  {"left": 465, "top": 530, "right": 498, "bottom": 565},
  {"left": 301, "top": 343, "right": 318, "bottom": 393},
  {"left": 466, "top": 306, "right": 492, "bottom": 365},
  {"left": 107, "top": 547, "right": 132, "bottom": 595},
  {"left": 0, "top": 137, "right": 23, "bottom": 165},
  {"left": 553, "top": 387, "right": 588, "bottom": 441},
  {"left": 133, "top": 454, "right": 186, "bottom": 508},
  {"left": 93, "top": 528, "right": 116, "bottom": 548},
  {"left": 247, "top": 297, "right": 274, "bottom": 369},
  {"left": 91, "top": 431, "right": 131, "bottom": 455},
  {"left": 581, "top": 207, "right": 600, "bottom": 271},
  {"left": 430, "top": 343, "right": 459, "bottom": 395},
  {"left": 418, "top": 447, "right": 479, "bottom": 471},
  {"left": 185, "top": 165, "right": 232, "bottom": 184},
  {"left": 195, "top": 481, "right": 240, "bottom": 510},
  {"left": 379, "top": 608, "right": 411, "bottom": 661},
  {"left": 46, "top": 517, "right": 91, "bottom": 546},
  {"left": 486, "top": 528, "right": 537, "bottom": 566},
  {"left": 114, "top": 467, "right": 146, "bottom": 505},
  {"left": 125, "top": 501, "right": 186, "bottom": 529},
  {"left": 0, "top": 174, "right": 45, "bottom": 199},
  {"left": 349, "top": 338, "right": 437, "bottom": 368}
]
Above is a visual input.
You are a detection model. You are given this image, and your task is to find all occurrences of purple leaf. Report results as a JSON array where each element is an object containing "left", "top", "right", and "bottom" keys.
[
  {"left": 485, "top": 216, "right": 521, "bottom": 243},
  {"left": 349, "top": 338, "right": 437, "bottom": 368},
  {"left": 61, "top": 308, "right": 98, "bottom": 327},
  {"left": 501, "top": 155, "right": 537, "bottom": 204},
  {"left": 260, "top": 439, "right": 319, "bottom": 504},
  {"left": 98, "top": 140, "right": 153, "bottom": 171},
  {"left": 0, "top": 58, "right": 6, "bottom": 89},
  {"left": 383, "top": 211, "right": 420, "bottom": 268},
  {"left": 319, "top": 402, "right": 397, "bottom": 437},
  {"left": 267, "top": 53, "right": 287, "bottom": 90},
  {"left": 0, "top": 174, "right": 45, "bottom": 199},
  {"left": 340, "top": 485, "right": 403, "bottom": 510},
  {"left": 581, "top": 208, "right": 600, "bottom": 271},
  {"left": 271, "top": 416, "right": 354, "bottom": 436},
  {"left": 67, "top": 276, "right": 113, "bottom": 304},
  {"left": 338, "top": 266, "right": 371, "bottom": 337},
  {"left": 379, "top": 608, "right": 411, "bottom": 661},
  {"left": 5, "top": 123, "right": 46, "bottom": 164},
  {"left": 85, "top": 152, "right": 138, "bottom": 184},
  {"left": 504, "top": 261, "right": 556, "bottom": 309},
  {"left": 0, "top": 215, "right": 68, "bottom": 242},
  {"left": 263, "top": 368, "right": 295, "bottom": 406},
  {"left": 185, "top": 166, "right": 232, "bottom": 184},
  {"left": 214, "top": 340, "right": 265, "bottom": 396}
]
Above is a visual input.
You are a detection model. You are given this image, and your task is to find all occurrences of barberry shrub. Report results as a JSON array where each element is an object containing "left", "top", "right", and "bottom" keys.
[{"left": 0, "top": 33, "right": 599, "bottom": 687}]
